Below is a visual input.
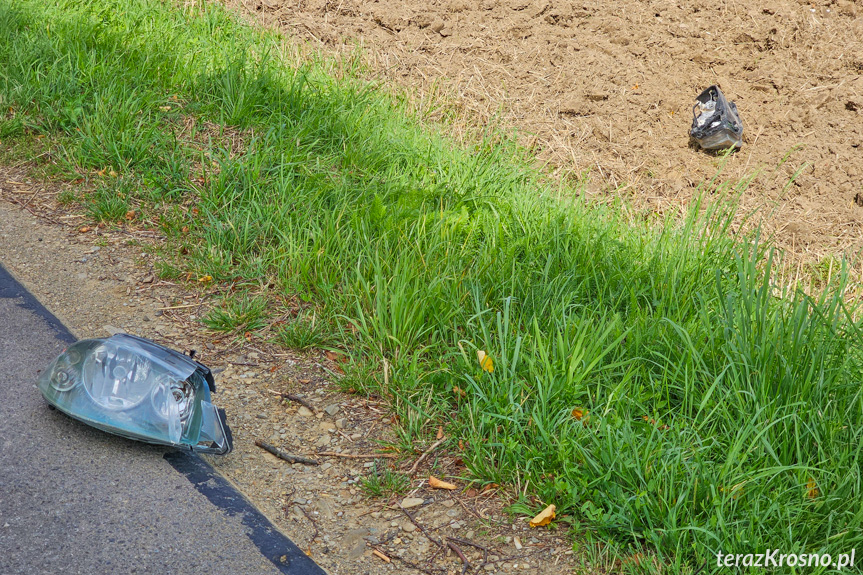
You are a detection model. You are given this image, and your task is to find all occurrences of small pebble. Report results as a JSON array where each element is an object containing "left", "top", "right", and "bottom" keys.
[{"left": 400, "top": 497, "right": 424, "bottom": 509}]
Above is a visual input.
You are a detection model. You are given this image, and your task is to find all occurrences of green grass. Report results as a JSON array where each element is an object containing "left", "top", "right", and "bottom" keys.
[
  {"left": 2, "top": 1, "right": 863, "bottom": 572},
  {"left": 273, "top": 312, "right": 335, "bottom": 350},
  {"left": 203, "top": 293, "right": 269, "bottom": 332},
  {"left": 360, "top": 462, "right": 411, "bottom": 499}
]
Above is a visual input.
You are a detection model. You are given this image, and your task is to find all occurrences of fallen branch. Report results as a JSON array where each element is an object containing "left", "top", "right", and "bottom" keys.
[
  {"left": 401, "top": 508, "right": 443, "bottom": 549},
  {"left": 313, "top": 451, "right": 396, "bottom": 459},
  {"left": 284, "top": 393, "right": 316, "bottom": 413},
  {"left": 446, "top": 540, "right": 471, "bottom": 575},
  {"left": 407, "top": 438, "right": 446, "bottom": 475},
  {"left": 255, "top": 440, "right": 320, "bottom": 465},
  {"left": 447, "top": 536, "right": 489, "bottom": 565},
  {"left": 294, "top": 503, "right": 320, "bottom": 543}
]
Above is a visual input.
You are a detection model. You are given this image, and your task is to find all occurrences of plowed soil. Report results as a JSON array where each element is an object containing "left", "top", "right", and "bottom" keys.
[{"left": 229, "top": 0, "right": 863, "bottom": 262}]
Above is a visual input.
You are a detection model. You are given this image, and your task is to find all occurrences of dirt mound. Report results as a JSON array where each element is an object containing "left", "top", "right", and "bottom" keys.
[{"left": 230, "top": 0, "right": 863, "bottom": 260}]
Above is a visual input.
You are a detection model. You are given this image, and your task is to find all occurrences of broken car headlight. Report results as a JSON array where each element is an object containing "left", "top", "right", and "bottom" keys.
[
  {"left": 690, "top": 84, "right": 743, "bottom": 151},
  {"left": 38, "top": 334, "right": 232, "bottom": 455}
]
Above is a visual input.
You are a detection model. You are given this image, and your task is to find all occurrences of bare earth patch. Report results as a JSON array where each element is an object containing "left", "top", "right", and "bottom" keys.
[
  {"left": 0, "top": 169, "right": 579, "bottom": 574},
  {"left": 224, "top": 0, "right": 863, "bottom": 263}
]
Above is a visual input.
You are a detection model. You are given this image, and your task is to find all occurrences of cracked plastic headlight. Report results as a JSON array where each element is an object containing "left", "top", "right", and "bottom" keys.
[
  {"left": 690, "top": 84, "right": 743, "bottom": 151},
  {"left": 38, "top": 334, "right": 232, "bottom": 455}
]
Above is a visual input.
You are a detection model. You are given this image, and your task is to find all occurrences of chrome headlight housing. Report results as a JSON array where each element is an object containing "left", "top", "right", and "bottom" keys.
[{"left": 38, "top": 334, "right": 232, "bottom": 455}]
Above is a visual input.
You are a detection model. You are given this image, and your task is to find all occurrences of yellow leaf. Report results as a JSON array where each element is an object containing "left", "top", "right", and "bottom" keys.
[
  {"left": 571, "top": 407, "right": 590, "bottom": 425},
  {"left": 429, "top": 476, "right": 457, "bottom": 490},
  {"left": 807, "top": 478, "right": 819, "bottom": 499},
  {"left": 198, "top": 275, "right": 213, "bottom": 282},
  {"left": 477, "top": 350, "right": 494, "bottom": 373},
  {"left": 528, "top": 504, "right": 556, "bottom": 528}
]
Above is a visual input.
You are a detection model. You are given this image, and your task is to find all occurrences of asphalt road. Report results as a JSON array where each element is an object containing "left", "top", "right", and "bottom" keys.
[{"left": 0, "top": 263, "right": 325, "bottom": 575}]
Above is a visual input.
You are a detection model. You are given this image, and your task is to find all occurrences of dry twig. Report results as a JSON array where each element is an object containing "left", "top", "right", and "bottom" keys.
[
  {"left": 407, "top": 437, "right": 446, "bottom": 475},
  {"left": 372, "top": 549, "right": 391, "bottom": 563},
  {"left": 283, "top": 393, "right": 316, "bottom": 413},
  {"left": 446, "top": 540, "right": 471, "bottom": 575},
  {"left": 447, "top": 536, "right": 489, "bottom": 565},
  {"left": 293, "top": 503, "right": 320, "bottom": 542},
  {"left": 255, "top": 440, "right": 320, "bottom": 465},
  {"left": 401, "top": 508, "right": 443, "bottom": 549}
]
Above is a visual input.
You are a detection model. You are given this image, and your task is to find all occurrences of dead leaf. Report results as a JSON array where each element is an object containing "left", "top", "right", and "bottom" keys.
[
  {"left": 181, "top": 226, "right": 189, "bottom": 234},
  {"left": 528, "top": 504, "right": 556, "bottom": 528},
  {"left": 452, "top": 385, "right": 467, "bottom": 397},
  {"left": 477, "top": 350, "right": 494, "bottom": 373},
  {"left": 325, "top": 350, "right": 346, "bottom": 363},
  {"left": 807, "top": 478, "right": 819, "bottom": 499},
  {"left": 482, "top": 483, "right": 499, "bottom": 492},
  {"left": 458, "top": 439, "right": 465, "bottom": 450},
  {"left": 622, "top": 553, "right": 644, "bottom": 568},
  {"left": 642, "top": 415, "right": 668, "bottom": 430},
  {"left": 436, "top": 426, "right": 444, "bottom": 440},
  {"left": 429, "top": 476, "right": 457, "bottom": 490},
  {"left": 466, "top": 488, "right": 478, "bottom": 497}
]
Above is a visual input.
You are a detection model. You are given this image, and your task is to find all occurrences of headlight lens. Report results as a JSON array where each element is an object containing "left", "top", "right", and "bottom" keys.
[
  {"left": 82, "top": 340, "right": 156, "bottom": 410},
  {"left": 38, "top": 334, "right": 232, "bottom": 455}
]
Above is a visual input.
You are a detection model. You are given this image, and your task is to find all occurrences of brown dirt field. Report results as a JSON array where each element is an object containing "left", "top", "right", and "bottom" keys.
[{"left": 226, "top": 0, "right": 863, "bottom": 264}]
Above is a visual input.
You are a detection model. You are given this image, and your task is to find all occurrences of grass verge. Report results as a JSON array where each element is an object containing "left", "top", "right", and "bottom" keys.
[{"left": 2, "top": 0, "right": 862, "bottom": 571}]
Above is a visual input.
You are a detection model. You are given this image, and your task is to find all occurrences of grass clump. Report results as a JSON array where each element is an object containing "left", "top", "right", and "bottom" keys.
[
  {"left": 273, "top": 312, "right": 336, "bottom": 350},
  {"left": 360, "top": 463, "right": 411, "bottom": 499},
  {"left": 2, "top": 0, "right": 863, "bottom": 570},
  {"left": 203, "top": 293, "right": 269, "bottom": 333}
]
